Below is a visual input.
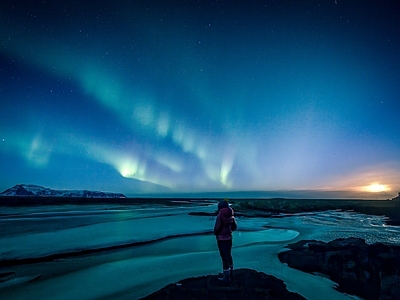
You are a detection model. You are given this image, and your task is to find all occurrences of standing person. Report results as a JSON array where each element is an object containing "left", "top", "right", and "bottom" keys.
[{"left": 214, "top": 199, "right": 237, "bottom": 285}]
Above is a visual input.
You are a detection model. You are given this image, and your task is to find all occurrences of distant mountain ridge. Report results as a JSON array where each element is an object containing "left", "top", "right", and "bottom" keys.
[{"left": 0, "top": 184, "right": 126, "bottom": 198}]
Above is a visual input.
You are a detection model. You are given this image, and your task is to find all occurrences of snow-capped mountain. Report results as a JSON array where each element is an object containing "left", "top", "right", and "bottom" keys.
[{"left": 0, "top": 184, "right": 126, "bottom": 198}]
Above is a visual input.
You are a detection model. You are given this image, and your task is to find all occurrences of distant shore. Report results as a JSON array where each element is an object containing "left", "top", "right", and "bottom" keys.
[{"left": 1, "top": 194, "right": 400, "bottom": 225}]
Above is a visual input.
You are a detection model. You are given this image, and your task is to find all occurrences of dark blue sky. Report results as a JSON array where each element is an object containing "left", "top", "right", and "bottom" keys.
[{"left": 1, "top": 0, "right": 399, "bottom": 198}]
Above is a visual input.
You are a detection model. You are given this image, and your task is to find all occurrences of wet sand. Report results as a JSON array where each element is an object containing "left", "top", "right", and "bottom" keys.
[
  {"left": 1, "top": 202, "right": 395, "bottom": 300},
  {"left": 1, "top": 233, "right": 357, "bottom": 300}
]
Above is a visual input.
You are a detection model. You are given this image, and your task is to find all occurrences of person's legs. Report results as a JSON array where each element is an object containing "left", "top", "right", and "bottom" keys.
[
  {"left": 217, "top": 239, "right": 232, "bottom": 269},
  {"left": 227, "top": 239, "right": 233, "bottom": 269},
  {"left": 226, "top": 239, "right": 234, "bottom": 278},
  {"left": 217, "top": 239, "right": 233, "bottom": 284}
]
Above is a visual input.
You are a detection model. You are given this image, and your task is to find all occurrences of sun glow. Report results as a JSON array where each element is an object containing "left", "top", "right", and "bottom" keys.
[{"left": 363, "top": 183, "right": 391, "bottom": 193}]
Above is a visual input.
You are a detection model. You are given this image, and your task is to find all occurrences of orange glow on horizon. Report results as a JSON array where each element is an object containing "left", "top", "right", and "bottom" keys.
[{"left": 362, "top": 183, "right": 391, "bottom": 193}]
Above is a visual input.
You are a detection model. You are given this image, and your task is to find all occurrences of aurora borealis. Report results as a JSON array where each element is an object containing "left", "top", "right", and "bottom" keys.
[{"left": 1, "top": 0, "right": 399, "bottom": 198}]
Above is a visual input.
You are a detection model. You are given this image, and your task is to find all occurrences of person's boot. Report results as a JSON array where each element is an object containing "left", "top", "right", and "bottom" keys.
[
  {"left": 218, "top": 268, "right": 231, "bottom": 285},
  {"left": 229, "top": 264, "right": 234, "bottom": 280}
]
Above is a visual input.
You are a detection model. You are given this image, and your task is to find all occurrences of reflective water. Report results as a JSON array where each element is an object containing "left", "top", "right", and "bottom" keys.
[{"left": 0, "top": 203, "right": 397, "bottom": 300}]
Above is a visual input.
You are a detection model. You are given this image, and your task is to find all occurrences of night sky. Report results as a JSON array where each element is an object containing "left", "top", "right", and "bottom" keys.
[{"left": 1, "top": 0, "right": 399, "bottom": 198}]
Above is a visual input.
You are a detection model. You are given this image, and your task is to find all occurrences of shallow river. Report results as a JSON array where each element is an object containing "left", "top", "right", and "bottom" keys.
[{"left": 1, "top": 203, "right": 399, "bottom": 299}]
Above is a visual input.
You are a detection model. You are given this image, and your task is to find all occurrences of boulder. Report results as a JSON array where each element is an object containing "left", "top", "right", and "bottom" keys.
[
  {"left": 278, "top": 237, "right": 400, "bottom": 300},
  {"left": 141, "top": 268, "right": 305, "bottom": 300}
]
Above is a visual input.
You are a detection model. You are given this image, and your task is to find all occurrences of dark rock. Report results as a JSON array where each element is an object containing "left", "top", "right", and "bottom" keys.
[
  {"left": 326, "top": 237, "right": 367, "bottom": 250},
  {"left": 188, "top": 211, "right": 217, "bottom": 217},
  {"left": 279, "top": 237, "right": 400, "bottom": 300},
  {"left": 141, "top": 268, "right": 305, "bottom": 300},
  {"left": 380, "top": 275, "right": 400, "bottom": 300},
  {"left": 188, "top": 210, "right": 273, "bottom": 218}
]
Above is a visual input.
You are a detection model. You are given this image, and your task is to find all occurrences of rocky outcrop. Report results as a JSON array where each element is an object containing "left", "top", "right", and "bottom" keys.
[
  {"left": 278, "top": 237, "right": 400, "bottom": 300},
  {"left": 393, "top": 192, "right": 400, "bottom": 202},
  {"left": 141, "top": 268, "right": 305, "bottom": 300}
]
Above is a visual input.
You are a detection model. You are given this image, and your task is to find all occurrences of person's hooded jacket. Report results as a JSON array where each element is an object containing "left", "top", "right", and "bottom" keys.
[{"left": 214, "top": 204, "right": 237, "bottom": 240}]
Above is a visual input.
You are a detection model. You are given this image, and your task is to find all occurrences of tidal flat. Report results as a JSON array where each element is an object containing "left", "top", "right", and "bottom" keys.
[{"left": 1, "top": 199, "right": 399, "bottom": 299}]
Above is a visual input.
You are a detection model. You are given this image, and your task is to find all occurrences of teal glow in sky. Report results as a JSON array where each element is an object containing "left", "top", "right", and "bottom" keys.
[{"left": 1, "top": 0, "right": 399, "bottom": 198}]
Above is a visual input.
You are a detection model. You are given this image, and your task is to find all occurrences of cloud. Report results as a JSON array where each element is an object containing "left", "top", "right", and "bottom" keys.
[{"left": 320, "top": 162, "right": 400, "bottom": 193}]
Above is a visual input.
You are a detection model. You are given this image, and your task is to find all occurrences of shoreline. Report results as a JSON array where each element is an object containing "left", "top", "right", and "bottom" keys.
[
  {"left": 0, "top": 204, "right": 397, "bottom": 300},
  {"left": 2, "top": 193, "right": 400, "bottom": 224},
  {"left": 0, "top": 231, "right": 212, "bottom": 267}
]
